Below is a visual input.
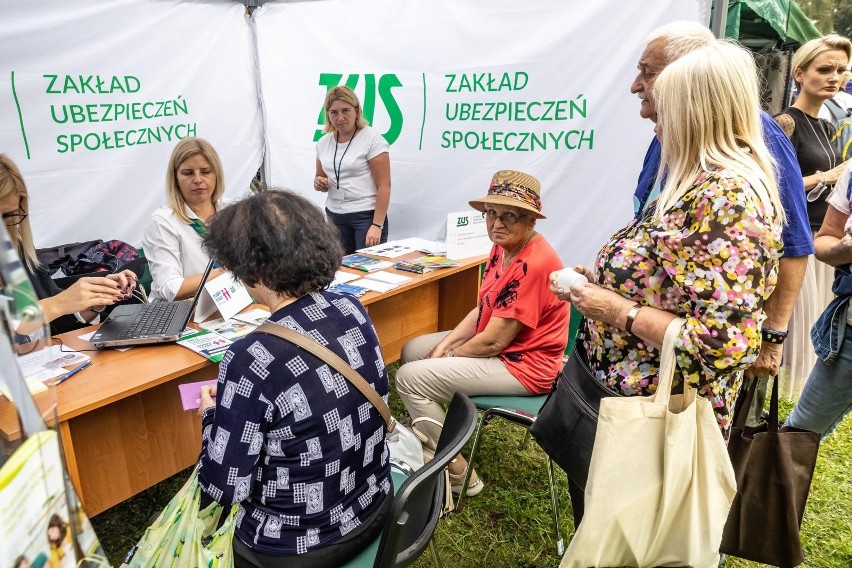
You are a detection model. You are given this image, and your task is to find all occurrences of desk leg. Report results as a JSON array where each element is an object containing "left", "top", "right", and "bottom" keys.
[
  {"left": 59, "top": 421, "right": 83, "bottom": 501},
  {"left": 438, "top": 263, "right": 482, "bottom": 330}
]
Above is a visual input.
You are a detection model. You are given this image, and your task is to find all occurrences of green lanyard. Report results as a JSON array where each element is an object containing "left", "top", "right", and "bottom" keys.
[{"left": 188, "top": 218, "right": 208, "bottom": 239}]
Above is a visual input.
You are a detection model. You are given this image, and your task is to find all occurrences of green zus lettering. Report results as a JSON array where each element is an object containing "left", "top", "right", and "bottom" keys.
[
  {"left": 445, "top": 72, "right": 528, "bottom": 93},
  {"left": 50, "top": 97, "right": 188, "bottom": 124},
  {"left": 440, "top": 129, "right": 594, "bottom": 151},
  {"left": 56, "top": 122, "right": 197, "bottom": 153},
  {"left": 314, "top": 73, "right": 403, "bottom": 144},
  {"left": 44, "top": 74, "right": 141, "bottom": 94}
]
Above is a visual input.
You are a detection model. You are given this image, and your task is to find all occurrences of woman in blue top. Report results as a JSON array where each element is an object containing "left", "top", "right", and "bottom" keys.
[{"left": 197, "top": 190, "right": 391, "bottom": 568}]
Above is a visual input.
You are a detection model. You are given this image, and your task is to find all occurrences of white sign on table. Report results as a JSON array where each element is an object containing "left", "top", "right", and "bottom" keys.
[
  {"left": 195, "top": 271, "right": 253, "bottom": 323},
  {"left": 446, "top": 211, "right": 490, "bottom": 260}
]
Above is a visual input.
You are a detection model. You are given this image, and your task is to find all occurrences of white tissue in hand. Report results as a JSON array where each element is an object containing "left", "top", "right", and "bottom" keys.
[{"left": 556, "top": 268, "right": 588, "bottom": 289}]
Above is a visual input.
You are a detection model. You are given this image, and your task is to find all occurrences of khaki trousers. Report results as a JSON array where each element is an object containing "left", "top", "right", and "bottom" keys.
[{"left": 395, "top": 331, "right": 529, "bottom": 450}]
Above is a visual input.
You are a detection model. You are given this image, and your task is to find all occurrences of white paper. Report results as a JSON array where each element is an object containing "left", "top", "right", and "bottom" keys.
[
  {"left": 400, "top": 237, "right": 448, "bottom": 255},
  {"left": 363, "top": 271, "right": 412, "bottom": 285},
  {"left": 199, "top": 271, "right": 253, "bottom": 322},
  {"left": 16, "top": 346, "right": 91, "bottom": 379},
  {"left": 445, "top": 211, "right": 491, "bottom": 260},
  {"left": 331, "top": 270, "right": 361, "bottom": 286},
  {"left": 233, "top": 308, "right": 272, "bottom": 326},
  {"left": 197, "top": 317, "right": 257, "bottom": 340},
  {"left": 356, "top": 240, "right": 419, "bottom": 258},
  {"left": 354, "top": 278, "right": 398, "bottom": 294}
]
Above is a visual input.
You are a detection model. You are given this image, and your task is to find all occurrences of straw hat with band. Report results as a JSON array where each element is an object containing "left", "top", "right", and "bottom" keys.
[{"left": 468, "top": 170, "right": 546, "bottom": 219}]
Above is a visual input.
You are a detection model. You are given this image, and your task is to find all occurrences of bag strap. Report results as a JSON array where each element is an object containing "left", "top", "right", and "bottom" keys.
[
  {"left": 653, "top": 317, "right": 687, "bottom": 406},
  {"left": 252, "top": 322, "right": 394, "bottom": 431},
  {"left": 826, "top": 98, "right": 851, "bottom": 121}
]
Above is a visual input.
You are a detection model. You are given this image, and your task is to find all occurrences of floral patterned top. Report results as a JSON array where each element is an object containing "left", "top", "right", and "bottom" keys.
[{"left": 581, "top": 169, "right": 783, "bottom": 433}]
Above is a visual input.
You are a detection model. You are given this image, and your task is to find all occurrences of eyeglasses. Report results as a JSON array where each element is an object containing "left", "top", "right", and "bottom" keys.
[
  {"left": 482, "top": 208, "right": 527, "bottom": 226},
  {"left": 2, "top": 210, "right": 27, "bottom": 227}
]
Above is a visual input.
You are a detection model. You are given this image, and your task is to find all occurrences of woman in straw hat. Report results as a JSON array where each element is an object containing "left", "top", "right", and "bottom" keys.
[{"left": 396, "top": 170, "right": 569, "bottom": 497}]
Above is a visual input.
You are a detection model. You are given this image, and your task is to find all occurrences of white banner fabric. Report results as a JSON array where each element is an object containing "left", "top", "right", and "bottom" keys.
[
  {"left": 0, "top": 0, "right": 263, "bottom": 248},
  {"left": 257, "top": 0, "right": 701, "bottom": 266}
]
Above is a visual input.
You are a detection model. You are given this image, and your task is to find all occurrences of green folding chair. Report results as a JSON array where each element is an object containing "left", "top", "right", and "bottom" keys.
[{"left": 455, "top": 306, "right": 582, "bottom": 556}]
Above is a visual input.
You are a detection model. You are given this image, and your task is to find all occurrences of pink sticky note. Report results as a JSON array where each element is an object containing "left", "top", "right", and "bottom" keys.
[{"left": 178, "top": 380, "right": 218, "bottom": 411}]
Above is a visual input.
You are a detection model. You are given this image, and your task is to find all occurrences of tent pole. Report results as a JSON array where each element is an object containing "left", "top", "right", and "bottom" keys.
[{"left": 710, "top": 0, "right": 729, "bottom": 39}]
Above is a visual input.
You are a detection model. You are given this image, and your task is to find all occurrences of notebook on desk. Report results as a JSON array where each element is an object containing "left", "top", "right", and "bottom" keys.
[{"left": 90, "top": 260, "right": 214, "bottom": 348}]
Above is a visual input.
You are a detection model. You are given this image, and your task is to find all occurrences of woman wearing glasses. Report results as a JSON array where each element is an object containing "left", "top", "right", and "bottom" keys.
[
  {"left": 0, "top": 154, "right": 136, "bottom": 334},
  {"left": 395, "top": 170, "right": 568, "bottom": 497}
]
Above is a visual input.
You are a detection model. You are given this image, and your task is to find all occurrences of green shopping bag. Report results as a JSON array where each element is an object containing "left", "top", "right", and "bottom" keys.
[{"left": 121, "top": 466, "right": 237, "bottom": 568}]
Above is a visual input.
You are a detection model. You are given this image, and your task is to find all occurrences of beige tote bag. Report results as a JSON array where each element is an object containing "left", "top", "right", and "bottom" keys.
[{"left": 561, "top": 318, "right": 736, "bottom": 568}]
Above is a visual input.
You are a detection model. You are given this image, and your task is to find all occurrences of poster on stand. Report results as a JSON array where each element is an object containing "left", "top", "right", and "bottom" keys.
[{"left": 0, "top": 431, "right": 74, "bottom": 567}]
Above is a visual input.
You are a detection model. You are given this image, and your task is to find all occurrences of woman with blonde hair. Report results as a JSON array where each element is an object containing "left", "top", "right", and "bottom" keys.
[
  {"left": 774, "top": 34, "right": 851, "bottom": 395},
  {"left": 550, "top": 40, "right": 784, "bottom": 523},
  {"left": 143, "top": 137, "right": 226, "bottom": 301},
  {"left": 314, "top": 86, "right": 391, "bottom": 253},
  {"left": 0, "top": 154, "right": 136, "bottom": 334}
]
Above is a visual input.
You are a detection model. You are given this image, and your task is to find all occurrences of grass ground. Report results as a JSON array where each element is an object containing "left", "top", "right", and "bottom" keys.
[{"left": 92, "top": 367, "right": 852, "bottom": 567}]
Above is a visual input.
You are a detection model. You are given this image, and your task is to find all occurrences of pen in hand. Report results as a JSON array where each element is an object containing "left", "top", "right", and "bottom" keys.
[{"left": 51, "top": 360, "right": 93, "bottom": 386}]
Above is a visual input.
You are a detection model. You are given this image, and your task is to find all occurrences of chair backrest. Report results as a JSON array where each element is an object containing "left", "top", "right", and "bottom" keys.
[
  {"left": 374, "top": 393, "right": 477, "bottom": 568},
  {"left": 565, "top": 304, "right": 583, "bottom": 356}
]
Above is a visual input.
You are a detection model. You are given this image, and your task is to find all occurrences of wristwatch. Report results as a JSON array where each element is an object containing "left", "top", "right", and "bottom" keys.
[
  {"left": 625, "top": 303, "right": 642, "bottom": 334},
  {"left": 761, "top": 328, "right": 788, "bottom": 344},
  {"left": 371, "top": 222, "right": 383, "bottom": 230}
]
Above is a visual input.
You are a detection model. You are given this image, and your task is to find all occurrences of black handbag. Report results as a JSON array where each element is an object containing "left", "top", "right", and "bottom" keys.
[
  {"left": 720, "top": 376, "right": 820, "bottom": 567},
  {"left": 530, "top": 343, "right": 622, "bottom": 488}
]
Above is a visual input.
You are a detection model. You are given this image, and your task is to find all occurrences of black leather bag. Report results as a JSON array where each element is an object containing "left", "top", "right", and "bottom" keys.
[{"left": 530, "top": 344, "right": 622, "bottom": 487}]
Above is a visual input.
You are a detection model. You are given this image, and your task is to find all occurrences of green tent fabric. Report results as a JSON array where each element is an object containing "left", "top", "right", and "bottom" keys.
[{"left": 726, "top": 0, "right": 821, "bottom": 46}]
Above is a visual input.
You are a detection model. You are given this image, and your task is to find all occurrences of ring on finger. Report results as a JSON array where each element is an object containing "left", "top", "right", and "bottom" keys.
[{"left": 95, "top": 293, "right": 100, "bottom": 299}]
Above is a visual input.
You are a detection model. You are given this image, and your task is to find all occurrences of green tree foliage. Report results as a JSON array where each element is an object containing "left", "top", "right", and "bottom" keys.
[
  {"left": 800, "top": 0, "right": 835, "bottom": 34},
  {"left": 834, "top": 0, "right": 852, "bottom": 37}
]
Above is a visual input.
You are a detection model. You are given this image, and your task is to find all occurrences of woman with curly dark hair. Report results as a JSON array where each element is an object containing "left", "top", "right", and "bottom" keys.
[{"left": 196, "top": 190, "right": 392, "bottom": 568}]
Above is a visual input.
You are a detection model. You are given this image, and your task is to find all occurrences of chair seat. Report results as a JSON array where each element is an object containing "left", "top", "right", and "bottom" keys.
[
  {"left": 470, "top": 394, "right": 548, "bottom": 416},
  {"left": 342, "top": 468, "right": 409, "bottom": 567}
]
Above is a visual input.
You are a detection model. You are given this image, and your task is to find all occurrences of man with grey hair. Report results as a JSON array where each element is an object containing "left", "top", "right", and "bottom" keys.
[{"left": 631, "top": 22, "right": 812, "bottom": 408}]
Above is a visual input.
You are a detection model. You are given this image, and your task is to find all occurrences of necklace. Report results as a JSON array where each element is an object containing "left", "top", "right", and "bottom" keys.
[
  {"left": 795, "top": 107, "right": 836, "bottom": 174},
  {"left": 501, "top": 231, "right": 536, "bottom": 269},
  {"left": 332, "top": 129, "right": 356, "bottom": 191}
]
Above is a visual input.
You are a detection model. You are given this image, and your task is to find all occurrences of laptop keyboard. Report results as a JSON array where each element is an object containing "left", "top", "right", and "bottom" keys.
[{"left": 124, "top": 303, "right": 179, "bottom": 337}]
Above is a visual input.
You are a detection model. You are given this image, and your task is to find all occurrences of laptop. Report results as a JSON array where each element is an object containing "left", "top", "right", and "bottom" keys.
[{"left": 91, "top": 260, "right": 215, "bottom": 348}]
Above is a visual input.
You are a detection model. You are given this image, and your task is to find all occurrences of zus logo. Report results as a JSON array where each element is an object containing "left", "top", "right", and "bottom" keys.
[
  {"left": 457, "top": 217, "right": 469, "bottom": 227},
  {"left": 315, "top": 73, "right": 403, "bottom": 144}
]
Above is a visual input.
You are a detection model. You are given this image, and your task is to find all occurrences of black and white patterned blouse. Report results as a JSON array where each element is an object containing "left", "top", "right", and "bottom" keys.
[{"left": 198, "top": 290, "right": 391, "bottom": 556}]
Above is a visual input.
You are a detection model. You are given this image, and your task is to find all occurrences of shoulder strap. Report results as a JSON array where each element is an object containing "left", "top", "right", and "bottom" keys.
[
  {"left": 252, "top": 322, "right": 394, "bottom": 430},
  {"left": 826, "top": 98, "right": 849, "bottom": 122}
]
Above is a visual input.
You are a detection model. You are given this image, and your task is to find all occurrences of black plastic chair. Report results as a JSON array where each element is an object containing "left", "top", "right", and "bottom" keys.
[{"left": 344, "top": 392, "right": 477, "bottom": 568}]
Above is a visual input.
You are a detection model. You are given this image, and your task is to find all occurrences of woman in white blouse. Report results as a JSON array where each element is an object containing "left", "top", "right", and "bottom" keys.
[{"left": 143, "top": 138, "right": 225, "bottom": 301}]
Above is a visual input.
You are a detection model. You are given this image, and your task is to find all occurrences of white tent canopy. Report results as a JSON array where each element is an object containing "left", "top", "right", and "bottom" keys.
[{"left": 0, "top": 0, "right": 708, "bottom": 266}]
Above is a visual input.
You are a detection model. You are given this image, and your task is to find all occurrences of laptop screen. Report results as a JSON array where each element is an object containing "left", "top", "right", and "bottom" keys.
[{"left": 185, "top": 259, "right": 216, "bottom": 319}]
